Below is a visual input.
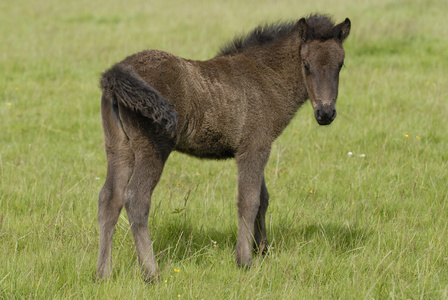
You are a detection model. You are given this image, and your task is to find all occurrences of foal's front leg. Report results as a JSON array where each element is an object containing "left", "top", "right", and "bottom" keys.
[
  {"left": 235, "top": 150, "right": 270, "bottom": 267},
  {"left": 254, "top": 176, "right": 269, "bottom": 254}
]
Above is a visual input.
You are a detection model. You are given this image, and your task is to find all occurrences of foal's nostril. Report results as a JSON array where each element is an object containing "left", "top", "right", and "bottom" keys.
[
  {"left": 331, "top": 109, "right": 337, "bottom": 120},
  {"left": 314, "top": 109, "right": 322, "bottom": 121}
]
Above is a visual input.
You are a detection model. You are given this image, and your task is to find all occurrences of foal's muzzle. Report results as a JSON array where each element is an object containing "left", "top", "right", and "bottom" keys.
[{"left": 314, "top": 102, "right": 337, "bottom": 125}]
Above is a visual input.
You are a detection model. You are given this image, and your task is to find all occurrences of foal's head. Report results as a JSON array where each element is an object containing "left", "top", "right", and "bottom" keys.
[{"left": 298, "top": 17, "right": 351, "bottom": 125}]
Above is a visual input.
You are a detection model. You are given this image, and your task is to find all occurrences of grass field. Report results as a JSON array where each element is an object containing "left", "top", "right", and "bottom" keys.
[{"left": 1, "top": 0, "right": 448, "bottom": 298}]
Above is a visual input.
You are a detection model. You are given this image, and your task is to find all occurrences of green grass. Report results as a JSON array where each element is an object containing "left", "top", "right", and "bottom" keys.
[{"left": 1, "top": 0, "right": 448, "bottom": 298}]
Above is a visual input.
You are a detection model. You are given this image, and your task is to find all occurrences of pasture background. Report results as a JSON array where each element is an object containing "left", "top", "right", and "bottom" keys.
[{"left": 1, "top": 0, "right": 448, "bottom": 298}]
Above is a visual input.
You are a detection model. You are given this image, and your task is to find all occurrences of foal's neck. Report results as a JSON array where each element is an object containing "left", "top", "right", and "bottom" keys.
[{"left": 247, "top": 36, "right": 308, "bottom": 105}]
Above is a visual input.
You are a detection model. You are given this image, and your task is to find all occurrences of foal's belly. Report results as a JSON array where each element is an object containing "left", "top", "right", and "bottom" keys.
[{"left": 174, "top": 127, "right": 237, "bottom": 160}]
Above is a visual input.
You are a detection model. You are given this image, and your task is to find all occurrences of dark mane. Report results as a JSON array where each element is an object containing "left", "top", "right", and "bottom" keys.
[{"left": 217, "top": 14, "right": 336, "bottom": 56}]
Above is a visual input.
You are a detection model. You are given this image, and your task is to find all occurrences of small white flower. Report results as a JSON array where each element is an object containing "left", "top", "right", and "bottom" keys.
[
  {"left": 95, "top": 177, "right": 100, "bottom": 180},
  {"left": 348, "top": 152, "right": 353, "bottom": 156},
  {"left": 358, "top": 154, "right": 366, "bottom": 158}
]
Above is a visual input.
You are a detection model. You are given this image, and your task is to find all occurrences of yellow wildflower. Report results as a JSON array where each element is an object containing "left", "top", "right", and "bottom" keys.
[
  {"left": 416, "top": 136, "right": 420, "bottom": 139},
  {"left": 174, "top": 268, "right": 180, "bottom": 273},
  {"left": 404, "top": 134, "right": 409, "bottom": 138},
  {"left": 177, "top": 182, "right": 181, "bottom": 185},
  {"left": 310, "top": 190, "right": 313, "bottom": 194}
]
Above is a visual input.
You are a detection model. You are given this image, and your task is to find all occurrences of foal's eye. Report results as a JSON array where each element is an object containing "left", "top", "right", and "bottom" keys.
[
  {"left": 338, "top": 61, "right": 345, "bottom": 71},
  {"left": 303, "top": 60, "right": 311, "bottom": 74}
]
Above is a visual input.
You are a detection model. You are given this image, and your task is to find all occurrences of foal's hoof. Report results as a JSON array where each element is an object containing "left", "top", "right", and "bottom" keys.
[
  {"left": 253, "top": 238, "right": 269, "bottom": 255},
  {"left": 95, "top": 269, "right": 111, "bottom": 283},
  {"left": 258, "top": 239, "right": 269, "bottom": 255},
  {"left": 142, "top": 270, "right": 161, "bottom": 284},
  {"left": 143, "top": 275, "right": 159, "bottom": 284},
  {"left": 236, "top": 260, "right": 252, "bottom": 270},
  {"left": 95, "top": 275, "right": 107, "bottom": 283},
  {"left": 235, "top": 254, "right": 252, "bottom": 269}
]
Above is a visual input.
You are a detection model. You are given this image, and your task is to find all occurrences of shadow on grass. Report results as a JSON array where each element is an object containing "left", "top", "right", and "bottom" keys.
[
  {"left": 273, "top": 222, "right": 372, "bottom": 253},
  {"left": 151, "top": 217, "right": 237, "bottom": 265},
  {"left": 150, "top": 217, "right": 372, "bottom": 267}
]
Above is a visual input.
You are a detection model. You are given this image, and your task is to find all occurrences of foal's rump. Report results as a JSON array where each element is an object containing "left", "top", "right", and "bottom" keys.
[{"left": 100, "top": 63, "right": 178, "bottom": 137}]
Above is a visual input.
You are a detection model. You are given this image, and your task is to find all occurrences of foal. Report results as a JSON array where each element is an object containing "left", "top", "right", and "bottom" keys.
[{"left": 97, "top": 14, "right": 351, "bottom": 282}]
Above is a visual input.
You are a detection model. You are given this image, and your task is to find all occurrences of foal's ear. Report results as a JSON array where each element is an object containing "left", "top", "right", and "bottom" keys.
[
  {"left": 297, "top": 18, "right": 310, "bottom": 43},
  {"left": 334, "top": 18, "right": 351, "bottom": 42}
]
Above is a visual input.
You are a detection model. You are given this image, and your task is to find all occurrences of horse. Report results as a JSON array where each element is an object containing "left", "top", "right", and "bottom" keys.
[{"left": 96, "top": 14, "right": 351, "bottom": 282}]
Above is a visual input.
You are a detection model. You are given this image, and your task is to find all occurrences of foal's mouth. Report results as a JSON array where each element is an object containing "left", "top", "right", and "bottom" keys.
[
  {"left": 314, "top": 105, "right": 337, "bottom": 125},
  {"left": 315, "top": 117, "right": 335, "bottom": 125}
]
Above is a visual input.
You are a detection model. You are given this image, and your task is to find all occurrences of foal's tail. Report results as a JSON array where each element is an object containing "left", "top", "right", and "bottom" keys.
[{"left": 100, "top": 64, "right": 178, "bottom": 137}]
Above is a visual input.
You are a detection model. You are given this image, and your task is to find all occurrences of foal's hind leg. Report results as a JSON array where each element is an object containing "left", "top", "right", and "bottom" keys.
[
  {"left": 254, "top": 176, "right": 269, "bottom": 254},
  {"left": 121, "top": 130, "right": 172, "bottom": 282},
  {"left": 235, "top": 149, "right": 270, "bottom": 267},
  {"left": 97, "top": 96, "right": 135, "bottom": 280},
  {"left": 97, "top": 145, "right": 134, "bottom": 280}
]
